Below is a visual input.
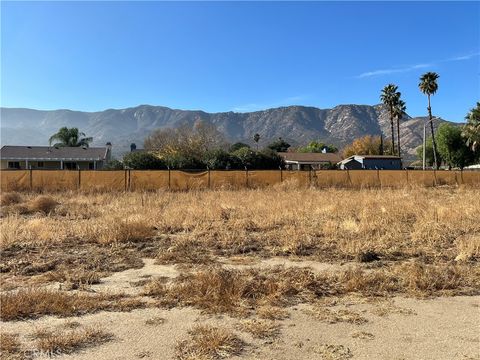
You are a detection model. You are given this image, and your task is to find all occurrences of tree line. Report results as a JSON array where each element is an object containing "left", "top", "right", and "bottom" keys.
[{"left": 47, "top": 70, "right": 479, "bottom": 170}]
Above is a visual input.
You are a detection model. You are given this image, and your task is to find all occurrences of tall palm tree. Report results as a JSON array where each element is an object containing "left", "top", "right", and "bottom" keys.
[
  {"left": 49, "top": 127, "right": 93, "bottom": 147},
  {"left": 419, "top": 72, "right": 440, "bottom": 169},
  {"left": 393, "top": 98, "right": 406, "bottom": 157},
  {"left": 380, "top": 84, "right": 400, "bottom": 155},
  {"left": 462, "top": 102, "right": 480, "bottom": 153}
]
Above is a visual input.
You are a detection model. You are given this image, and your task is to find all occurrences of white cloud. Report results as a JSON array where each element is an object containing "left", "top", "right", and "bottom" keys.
[
  {"left": 357, "top": 63, "right": 431, "bottom": 78},
  {"left": 356, "top": 52, "right": 479, "bottom": 79}
]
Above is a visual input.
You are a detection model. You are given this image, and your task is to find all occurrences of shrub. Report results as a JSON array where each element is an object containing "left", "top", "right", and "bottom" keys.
[
  {"left": 34, "top": 326, "right": 112, "bottom": 355},
  {"left": 28, "top": 196, "right": 58, "bottom": 214},
  {"left": 123, "top": 152, "right": 167, "bottom": 170},
  {"left": 0, "top": 192, "right": 23, "bottom": 206},
  {"left": 229, "top": 142, "right": 250, "bottom": 152},
  {"left": 204, "top": 149, "right": 242, "bottom": 170},
  {"left": 103, "top": 159, "right": 124, "bottom": 170},
  {"left": 232, "top": 148, "right": 284, "bottom": 170},
  {"left": 176, "top": 325, "right": 244, "bottom": 360}
]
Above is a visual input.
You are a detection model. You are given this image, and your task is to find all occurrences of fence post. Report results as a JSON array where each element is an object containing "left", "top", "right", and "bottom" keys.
[
  {"left": 377, "top": 169, "right": 380, "bottom": 188},
  {"left": 30, "top": 169, "right": 33, "bottom": 191},
  {"left": 406, "top": 169, "right": 409, "bottom": 185},
  {"left": 347, "top": 169, "right": 353, "bottom": 187},
  {"left": 128, "top": 169, "right": 131, "bottom": 191},
  {"left": 78, "top": 169, "right": 81, "bottom": 190},
  {"left": 280, "top": 167, "right": 283, "bottom": 182},
  {"left": 459, "top": 170, "right": 464, "bottom": 185},
  {"left": 124, "top": 170, "right": 127, "bottom": 191},
  {"left": 168, "top": 168, "right": 171, "bottom": 190},
  {"left": 433, "top": 169, "right": 437, "bottom": 187},
  {"left": 208, "top": 169, "right": 211, "bottom": 189},
  {"left": 245, "top": 168, "right": 249, "bottom": 188}
]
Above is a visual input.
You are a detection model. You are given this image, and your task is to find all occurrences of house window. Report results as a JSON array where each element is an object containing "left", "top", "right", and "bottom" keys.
[
  {"left": 37, "top": 161, "right": 44, "bottom": 168},
  {"left": 8, "top": 162, "right": 20, "bottom": 169},
  {"left": 64, "top": 162, "right": 77, "bottom": 170}
]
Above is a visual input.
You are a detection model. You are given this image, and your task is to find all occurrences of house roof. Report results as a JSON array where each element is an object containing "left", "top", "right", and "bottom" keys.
[
  {"left": 0, "top": 146, "right": 108, "bottom": 161},
  {"left": 338, "top": 154, "right": 402, "bottom": 164},
  {"left": 278, "top": 152, "right": 342, "bottom": 163},
  {"left": 356, "top": 155, "right": 402, "bottom": 159}
]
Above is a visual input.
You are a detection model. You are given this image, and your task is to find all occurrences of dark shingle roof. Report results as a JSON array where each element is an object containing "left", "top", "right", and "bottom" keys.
[
  {"left": 0, "top": 146, "right": 108, "bottom": 161},
  {"left": 278, "top": 152, "right": 342, "bottom": 163}
]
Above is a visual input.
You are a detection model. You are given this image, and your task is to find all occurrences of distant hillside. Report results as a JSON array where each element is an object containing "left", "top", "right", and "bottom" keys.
[{"left": 0, "top": 104, "right": 458, "bottom": 159}]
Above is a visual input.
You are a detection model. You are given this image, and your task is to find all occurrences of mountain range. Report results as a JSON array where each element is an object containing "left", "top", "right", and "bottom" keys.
[{"left": 0, "top": 104, "right": 456, "bottom": 159}]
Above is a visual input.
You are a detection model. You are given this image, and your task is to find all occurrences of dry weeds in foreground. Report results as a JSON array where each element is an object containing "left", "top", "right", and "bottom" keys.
[
  {"left": 0, "top": 187, "right": 479, "bottom": 359},
  {"left": 34, "top": 326, "right": 113, "bottom": 355},
  {"left": 0, "top": 288, "right": 145, "bottom": 321},
  {"left": 176, "top": 325, "right": 244, "bottom": 360}
]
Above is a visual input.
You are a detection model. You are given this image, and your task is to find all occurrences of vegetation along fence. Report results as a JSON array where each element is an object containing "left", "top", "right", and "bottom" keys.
[{"left": 1, "top": 169, "right": 479, "bottom": 192}]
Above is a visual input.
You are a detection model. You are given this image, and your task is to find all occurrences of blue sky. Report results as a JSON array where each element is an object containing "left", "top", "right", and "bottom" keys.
[{"left": 1, "top": 1, "right": 478, "bottom": 121}]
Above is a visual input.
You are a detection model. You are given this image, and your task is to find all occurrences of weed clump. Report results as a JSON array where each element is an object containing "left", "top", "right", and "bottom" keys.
[
  {"left": 28, "top": 195, "right": 58, "bottom": 214},
  {"left": 34, "top": 326, "right": 112, "bottom": 355},
  {"left": 176, "top": 325, "right": 244, "bottom": 360},
  {"left": 0, "top": 288, "right": 145, "bottom": 321},
  {"left": 0, "top": 192, "right": 23, "bottom": 206}
]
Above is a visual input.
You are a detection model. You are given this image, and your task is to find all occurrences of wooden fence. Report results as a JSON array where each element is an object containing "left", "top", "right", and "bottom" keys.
[{"left": 0, "top": 169, "right": 479, "bottom": 192}]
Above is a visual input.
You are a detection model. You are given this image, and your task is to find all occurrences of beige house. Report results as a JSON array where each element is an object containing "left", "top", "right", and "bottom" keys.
[
  {"left": 278, "top": 152, "right": 342, "bottom": 170},
  {"left": 0, "top": 145, "right": 111, "bottom": 170}
]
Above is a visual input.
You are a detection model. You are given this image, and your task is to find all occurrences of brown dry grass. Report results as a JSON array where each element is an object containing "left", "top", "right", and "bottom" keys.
[
  {"left": 34, "top": 326, "right": 112, "bottom": 355},
  {"left": 0, "top": 333, "right": 21, "bottom": 358},
  {"left": 0, "top": 192, "right": 22, "bottom": 206},
  {"left": 237, "top": 319, "right": 280, "bottom": 339},
  {"left": 143, "top": 261, "right": 478, "bottom": 317},
  {"left": 1, "top": 187, "right": 479, "bottom": 322},
  {"left": 143, "top": 266, "right": 334, "bottom": 316},
  {"left": 1, "top": 188, "right": 478, "bottom": 262},
  {"left": 176, "top": 325, "right": 244, "bottom": 360},
  {"left": 305, "top": 306, "right": 368, "bottom": 325},
  {"left": 28, "top": 195, "right": 58, "bottom": 214},
  {"left": 0, "top": 288, "right": 145, "bottom": 321}
]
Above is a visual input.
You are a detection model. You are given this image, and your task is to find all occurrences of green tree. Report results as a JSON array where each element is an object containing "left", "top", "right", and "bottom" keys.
[
  {"left": 229, "top": 142, "right": 250, "bottom": 152},
  {"left": 232, "top": 147, "right": 283, "bottom": 169},
  {"left": 123, "top": 152, "right": 168, "bottom": 170},
  {"left": 393, "top": 98, "right": 406, "bottom": 157},
  {"left": 416, "top": 137, "right": 443, "bottom": 167},
  {"left": 49, "top": 127, "right": 93, "bottom": 147},
  {"left": 103, "top": 159, "right": 124, "bottom": 170},
  {"left": 253, "top": 133, "right": 261, "bottom": 150},
  {"left": 298, "top": 141, "right": 338, "bottom": 153},
  {"left": 462, "top": 102, "right": 480, "bottom": 154},
  {"left": 267, "top": 137, "right": 291, "bottom": 152},
  {"left": 204, "top": 149, "right": 241, "bottom": 170},
  {"left": 419, "top": 72, "right": 440, "bottom": 168},
  {"left": 380, "top": 84, "right": 400, "bottom": 155},
  {"left": 436, "top": 124, "right": 475, "bottom": 169}
]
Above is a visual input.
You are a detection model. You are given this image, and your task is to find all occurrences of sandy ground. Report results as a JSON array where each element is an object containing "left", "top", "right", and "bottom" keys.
[{"left": 2, "top": 258, "right": 479, "bottom": 360}]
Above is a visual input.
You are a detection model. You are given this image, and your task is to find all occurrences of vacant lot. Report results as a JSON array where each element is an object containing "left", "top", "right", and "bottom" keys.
[{"left": 1, "top": 185, "right": 479, "bottom": 359}]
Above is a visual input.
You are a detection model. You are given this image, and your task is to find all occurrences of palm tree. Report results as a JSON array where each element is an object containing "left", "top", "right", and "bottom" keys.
[
  {"left": 393, "top": 98, "right": 406, "bottom": 157},
  {"left": 419, "top": 72, "right": 440, "bottom": 169},
  {"left": 380, "top": 84, "right": 400, "bottom": 155},
  {"left": 49, "top": 127, "right": 93, "bottom": 147},
  {"left": 462, "top": 102, "right": 480, "bottom": 153},
  {"left": 253, "top": 133, "right": 260, "bottom": 150}
]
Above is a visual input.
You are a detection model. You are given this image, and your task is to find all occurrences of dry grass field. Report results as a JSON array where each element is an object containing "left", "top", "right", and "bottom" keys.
[{"left": 1, "top": 184, "right": 479, "bottom": 359}]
